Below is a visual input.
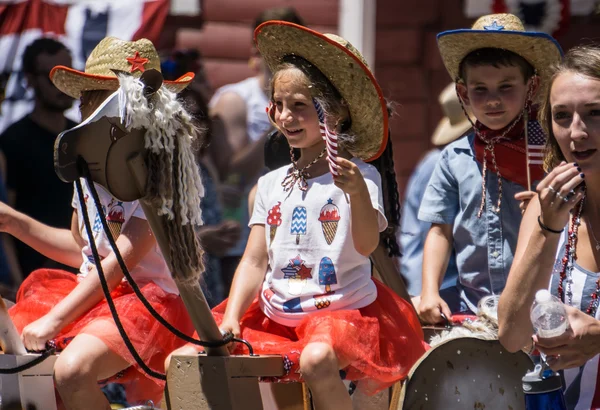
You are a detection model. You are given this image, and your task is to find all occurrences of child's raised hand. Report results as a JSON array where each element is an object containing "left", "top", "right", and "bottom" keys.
[
  {"left": 514, "top": 190, "right": 537, "bottom": 214},
  {"left": 333, "top": 158, "right": 368, "bottom": 197}
]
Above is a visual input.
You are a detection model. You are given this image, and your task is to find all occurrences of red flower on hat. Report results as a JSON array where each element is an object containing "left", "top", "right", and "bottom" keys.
[{"left": 126, "top": 51, "right": 149, "bottom": 73}]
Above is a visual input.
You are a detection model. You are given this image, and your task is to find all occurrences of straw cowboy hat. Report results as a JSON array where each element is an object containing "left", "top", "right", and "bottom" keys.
[
  {"left": 437, "top": 13, "right": 563, "bottom": 86},
  {"left": 431, "top": 83, "right": 472, "bottom": 146},
  {"left": 50, "top": 37, "right": 194, "bottom": 99},
  {"left": 254, "top": 21, "right": 388, "bottom": 161}
]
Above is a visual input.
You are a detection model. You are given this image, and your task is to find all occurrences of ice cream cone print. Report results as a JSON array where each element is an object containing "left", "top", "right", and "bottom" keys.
[
  {"left": 267, "top": 202, "right": 282, "bottom": 244},
  {"left": 288, "top": 277, "right": 307, "bottom": 295},
  {"left": 291, "top": 206, "right": 307, "bottom": 244},
  {"left": 318, "top": 199, "right": 340, "bottom": 245},
  {"left": 106, "top": 201, "right": 125, "bottom": 240}
]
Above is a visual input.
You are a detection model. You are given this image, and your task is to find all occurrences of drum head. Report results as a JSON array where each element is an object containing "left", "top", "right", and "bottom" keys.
[{"left": 399, "top": 337, "right": 532, "bottom": 410}]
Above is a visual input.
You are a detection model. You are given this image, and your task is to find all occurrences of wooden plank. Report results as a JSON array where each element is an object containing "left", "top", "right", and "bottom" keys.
[{"left": 167, "top": 354, "right": 287, "bottom": 410}]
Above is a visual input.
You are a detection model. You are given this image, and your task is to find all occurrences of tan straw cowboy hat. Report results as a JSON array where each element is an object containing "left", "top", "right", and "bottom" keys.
[
  {"left": 254, "top": 21, "right": 388, "bottom": 161},
  {"left": 437, "top": 13, "right": 563, "bottom": 86},
  {"left": 50, "top": 37, "right": 194, "bottom": 99},
  {"left": 431, "top": 83, "right": 472, "bottom": 146}
]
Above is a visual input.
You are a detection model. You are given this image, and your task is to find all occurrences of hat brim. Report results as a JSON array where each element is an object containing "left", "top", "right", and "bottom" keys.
[
  {"left": 437, "top": 30, "right": 563, "bottom": 87},
  {"left": 431, "top": 116, "right": 472, "bottom": 146},
  {"left": 254, "top": 21, "right": 388, "bottom": 161},
  {"left": 50, "top": 65, "right": 194, "bottom": 99}
]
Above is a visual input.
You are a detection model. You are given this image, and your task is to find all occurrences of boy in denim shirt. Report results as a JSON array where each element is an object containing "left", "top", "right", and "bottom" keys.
[{"left": 417, "top": 13, "right": 563, "bottom": 323}]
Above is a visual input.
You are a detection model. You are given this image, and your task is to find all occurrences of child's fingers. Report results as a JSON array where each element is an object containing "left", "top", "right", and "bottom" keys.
[
  {"left": 514, "top": 191, "right": 536, "bottom": 201},
  {"left": 335, "top": 157, "right": 353, "bottom": 168},
  {"left": 440, "top": 302, "right": 453, "bottom": 323}
]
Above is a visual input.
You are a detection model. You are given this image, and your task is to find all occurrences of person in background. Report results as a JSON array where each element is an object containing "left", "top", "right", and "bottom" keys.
[
  {"left": 0, "top": 38, "right": 76, "bottom": 276},
  {"left": 399, "top": 83, "right": 471, "bottom": 308}
]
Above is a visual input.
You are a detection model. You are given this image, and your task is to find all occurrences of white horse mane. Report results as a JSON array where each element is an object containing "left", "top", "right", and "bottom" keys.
[{"left": 116, "top": 73, "right": 204, "bottom": 226}]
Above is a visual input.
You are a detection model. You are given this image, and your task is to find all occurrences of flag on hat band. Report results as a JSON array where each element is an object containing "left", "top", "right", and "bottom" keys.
[{"left": 313, "top": 99, "right": 339, "bottom": 177}]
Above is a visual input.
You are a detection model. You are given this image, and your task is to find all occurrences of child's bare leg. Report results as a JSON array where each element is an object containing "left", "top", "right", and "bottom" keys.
[
  {"left": 53, "top": 333, "right": 129, "bottom": 410},
  {"left": 300, "top": 342, "right": 352, "bottom": 410}
]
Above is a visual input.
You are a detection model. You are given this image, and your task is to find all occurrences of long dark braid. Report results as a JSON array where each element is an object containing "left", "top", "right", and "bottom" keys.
[{"left": 369, "top": 131, "right": 401, "bottom": 257}]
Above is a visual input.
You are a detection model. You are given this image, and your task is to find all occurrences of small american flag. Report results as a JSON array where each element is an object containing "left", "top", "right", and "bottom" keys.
[
  {"left": 314, "top": 100, "right": 338, "bottom": 176},
  {"left": 527, "top": 120, "right": 546, "bottom": 166}
]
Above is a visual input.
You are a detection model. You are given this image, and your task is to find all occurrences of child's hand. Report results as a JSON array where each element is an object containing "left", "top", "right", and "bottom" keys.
[
  {"left": 417, "top": 292, "right": 452, "bottom": 325},
  {"left": 21, "top": 313, "right": 61, "bottom": 351},
  {"left": 514, "top": 190, "right": 537, "bottom": 214},
  {"left": 333, "top": 158, "right": 368, "bottom": 197},
  {"left": 219, "top": 318, "right": 241, "bottom": 353}
]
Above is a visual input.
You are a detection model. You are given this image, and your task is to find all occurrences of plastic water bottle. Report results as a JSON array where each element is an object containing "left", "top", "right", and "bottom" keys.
[
  {"left": 523, "top": 289, "right": 569, "bottom": 410},
  {"left": 530, "top": 289, "right": 569, "bottom": 338}
]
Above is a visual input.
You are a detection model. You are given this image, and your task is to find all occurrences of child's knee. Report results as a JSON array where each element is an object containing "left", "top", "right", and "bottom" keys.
[
  {"left": 53, "top": 351, "right": 93, "bottom": 389},
  {"left": 299, "top": 343, "right": 338, "bottom": 380}
]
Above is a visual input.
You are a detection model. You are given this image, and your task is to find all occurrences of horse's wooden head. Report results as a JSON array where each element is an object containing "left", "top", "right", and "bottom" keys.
[{"left": 54, "top": 70, "right": 164, "bottom": 202}]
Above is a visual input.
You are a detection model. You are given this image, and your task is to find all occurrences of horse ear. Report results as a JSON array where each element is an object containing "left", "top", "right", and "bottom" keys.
[{"left": 140, "top": 69, "right": 163, "bottom": 97}]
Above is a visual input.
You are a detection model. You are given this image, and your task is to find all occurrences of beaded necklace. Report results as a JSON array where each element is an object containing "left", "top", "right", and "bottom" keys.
[
  {"left": 281, "top": 147, "right": 327, "bottom": 193},
  {"left": 557, "top": 193, "right": 600, "bottom": 316}
]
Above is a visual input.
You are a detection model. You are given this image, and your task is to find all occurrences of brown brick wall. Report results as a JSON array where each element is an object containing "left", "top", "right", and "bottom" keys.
[{"left": 173, "top": 0, "right": 339, "bottom": 90}]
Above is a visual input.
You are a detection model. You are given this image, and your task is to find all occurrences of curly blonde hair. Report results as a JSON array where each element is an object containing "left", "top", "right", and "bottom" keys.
[{"left": 539, "top": 45, "right": 600, "bottom": 172}]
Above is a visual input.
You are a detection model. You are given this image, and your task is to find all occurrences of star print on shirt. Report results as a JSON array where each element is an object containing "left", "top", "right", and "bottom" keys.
[
  {"left": 126, "top": 51, "right": 149, "bottom": 73},
  {"left": 289, "top": 255, "right": 305, "bottom": 268},
  {"left": 297, "top": 264, "right": 313, "bottom": 280}
]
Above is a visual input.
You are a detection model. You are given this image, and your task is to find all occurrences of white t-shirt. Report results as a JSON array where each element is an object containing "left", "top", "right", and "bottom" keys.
[
  {"left": 72, "top": 180, "right": 179, "bottom": 295},
  {"left": 209, "top": 76, "right": 271, "bottom": 143},
  {"left": 250, "top": 159, "right": 388, "bottom": 327}
]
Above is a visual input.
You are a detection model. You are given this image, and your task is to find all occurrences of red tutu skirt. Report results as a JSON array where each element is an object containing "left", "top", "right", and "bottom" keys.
[
  {"left": 9, "top": 269, "right": 194, "bottom": 404},
  {"left": 207, "top": 279, "right": 427, "bottom": 395}
]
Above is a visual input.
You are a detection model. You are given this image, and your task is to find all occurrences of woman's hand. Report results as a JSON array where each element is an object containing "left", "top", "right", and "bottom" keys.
[
  {"left": 536, "top": 162, "right": 585, "bottom": 232},
  {"left": 535, "top": 306, "right": 600, "bottom": 370},
  {"left": 21, "top": 313, "right": 62, "bottom": 352},
  {"left": 334, "top": 158, "right": 368, "bottom": 197},
  {"left": 219, "top": 317, "right": 241, "bottom": 353}
]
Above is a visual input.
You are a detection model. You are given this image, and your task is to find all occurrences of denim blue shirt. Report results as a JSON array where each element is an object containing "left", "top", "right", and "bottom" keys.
[
  {"left": 417, "top": 133, "right": 524, "bottom": 312},
  {"left": 399, "top": 149, "right": 458, "bottom": 296}
]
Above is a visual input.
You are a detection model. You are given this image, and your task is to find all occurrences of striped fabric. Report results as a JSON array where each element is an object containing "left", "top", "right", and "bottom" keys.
[
  {"left": 527, "top": 120, "right": 546, "bottom": 166},
  {"left": 550, "top": 229, "right": 600, "bottom": 409},
  {"left": 313, "top": 99, "right": 338, "bottom": 177},
  {"left": 0, "top": 0, "right": 169, "bottom": 133}
]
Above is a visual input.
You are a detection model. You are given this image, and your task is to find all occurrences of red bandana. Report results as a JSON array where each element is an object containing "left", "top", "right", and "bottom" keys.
[{"left": 473, "top": 112, "right": 545, "bottom": 189}]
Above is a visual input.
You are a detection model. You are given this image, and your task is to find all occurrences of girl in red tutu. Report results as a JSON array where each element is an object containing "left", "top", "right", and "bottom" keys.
[
  {"left": 4, "top": 37, "right": 200, "bottom": 408},
  {"left": 170, "top": 22, "right": 426, "bottom": 409}
]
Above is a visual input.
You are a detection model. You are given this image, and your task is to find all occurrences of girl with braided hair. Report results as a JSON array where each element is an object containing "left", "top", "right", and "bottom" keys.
[{"left": 170, "top": 22, "right": 425, "bottom": 409}]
